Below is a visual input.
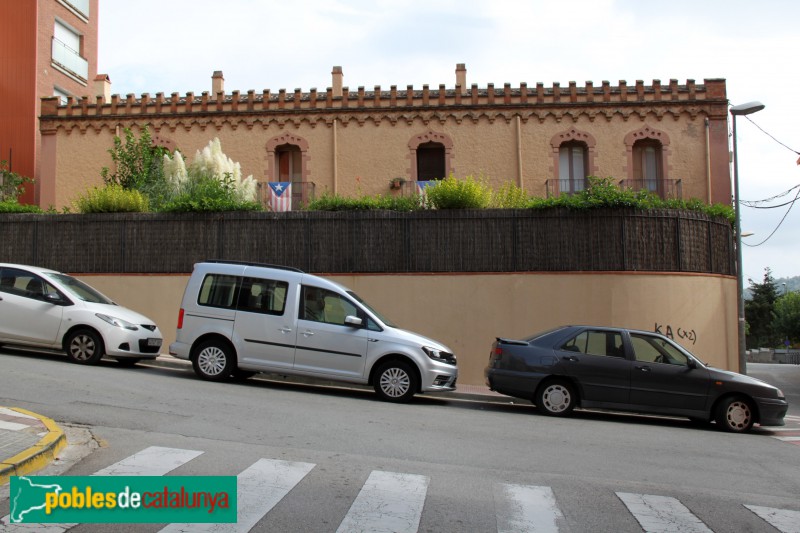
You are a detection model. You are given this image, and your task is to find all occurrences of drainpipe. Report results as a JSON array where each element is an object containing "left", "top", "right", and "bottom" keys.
[
  {"left": 516, "top": 115, "right": 523, "bottom": 190},
  {"left": 705, "top": 117, "right": 711, "bottom": 203},
  {"left": 333, "top": 119, "right": 338, "bottom": 195}
]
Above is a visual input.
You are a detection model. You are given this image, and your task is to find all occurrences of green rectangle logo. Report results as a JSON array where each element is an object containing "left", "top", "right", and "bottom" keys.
[{"left": 10, "top": 475, "right": 237, "bottom": 523}]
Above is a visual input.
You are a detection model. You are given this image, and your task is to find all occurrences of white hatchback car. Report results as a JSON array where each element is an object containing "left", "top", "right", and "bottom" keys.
[{"left": 0, "top": 263, "right": 163, "bottom": 365}]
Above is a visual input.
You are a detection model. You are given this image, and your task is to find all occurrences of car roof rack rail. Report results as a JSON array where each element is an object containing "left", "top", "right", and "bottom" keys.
[{"left": 204, "top": 260, "right": 305, "bottom": 273}]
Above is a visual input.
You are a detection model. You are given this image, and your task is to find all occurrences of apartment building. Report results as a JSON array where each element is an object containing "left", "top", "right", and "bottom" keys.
[{"left": 0, "top": 0, "right": 98, "bottom": 205}]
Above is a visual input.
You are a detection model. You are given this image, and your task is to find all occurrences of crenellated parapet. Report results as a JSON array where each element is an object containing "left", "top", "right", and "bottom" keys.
[{"left": 39, "top": 70, "right": 728, "bottom": 134}]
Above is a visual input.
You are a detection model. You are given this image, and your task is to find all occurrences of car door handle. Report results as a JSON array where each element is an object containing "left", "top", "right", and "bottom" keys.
[
  {"left": 279, "top": 327, "right": 293, "bottom": 333},
  {"left": 302, "top": 330, "right": 314, "bottom": 337},
  {"left": 563, "top": 356, "right": 579, "bottom": 362},
  {"left": 634, "top": 365, "right": 651, "bottom": 372},
  {"left": 368, "top": 338, "right": 379, "bottom": 343}
]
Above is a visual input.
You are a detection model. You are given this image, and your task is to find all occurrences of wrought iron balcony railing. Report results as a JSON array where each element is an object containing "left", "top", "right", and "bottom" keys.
[{"left": 618, "top": 179, "right": 683, "bottom": 199}]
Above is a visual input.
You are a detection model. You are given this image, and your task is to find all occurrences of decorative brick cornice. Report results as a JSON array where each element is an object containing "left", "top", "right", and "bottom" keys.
[{"left": 39, "top": 78, "right": 728, "bottom": 133}]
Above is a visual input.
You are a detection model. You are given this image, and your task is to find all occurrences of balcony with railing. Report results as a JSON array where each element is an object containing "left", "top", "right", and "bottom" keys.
[
  {"left": 256, "top": 181, "right": 316, "bottom": 210},
  {"left": 545, "top": 178, "right": 682, "bottom": 200},
  {"left": 51, "top": 37, "right": 88, "bottom": 82},
  {"left": 59, "top": 0, "right": 90, "bottom": 19},
  {"left": 545, "top": 178, "right": 589, "bottom": 198},
  {"left": 618, "top": 179, "right": 683, "bottom": 199}
]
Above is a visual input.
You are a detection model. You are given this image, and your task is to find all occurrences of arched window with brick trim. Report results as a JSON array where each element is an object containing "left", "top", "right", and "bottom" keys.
[
  {"left": 624, "top": 125, "right": 674, "bottom": 198},
  {"left": 266, "top": 133, "right": 311, "bottom": 207},
  {"left": 549, "top": 128, "right": 596, "bottom": 196},
  {"left": 408, "top": 131, "right": 454, "bottom": 182}
]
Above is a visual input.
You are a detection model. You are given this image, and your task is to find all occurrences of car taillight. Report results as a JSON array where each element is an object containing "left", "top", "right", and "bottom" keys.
[
  {"left": 177, "top": 308, "right": 184, "bottom": 329},
  {"left": 492, "top": 346, "right": 503, "bottom": 358}
]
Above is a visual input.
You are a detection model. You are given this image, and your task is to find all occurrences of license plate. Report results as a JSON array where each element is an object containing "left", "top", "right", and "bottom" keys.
[{"left": 148, "top": 338, "right": 162, "bottom": 347}]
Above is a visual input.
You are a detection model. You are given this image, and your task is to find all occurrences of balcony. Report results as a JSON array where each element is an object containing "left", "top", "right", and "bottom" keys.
[
  {"left": 59, "top": 0, "right": 90, "bottom": 19},
  {"left": 545, "top": 178, "right": 683, "bottom": 200},
  {"left": 545, "top": 178, "right": 590, "bottom": 198},
  {"left": 618, "top": 179, "right": 683, "bottom": 199},
  {"left": 256, "top": 181, "right": 316, "bottom": 210},
  {"left": 51, "top": 37, "right": 88, "bottom": 83}
]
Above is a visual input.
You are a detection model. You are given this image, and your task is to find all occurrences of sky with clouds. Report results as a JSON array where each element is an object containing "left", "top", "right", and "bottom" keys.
[{"left": 97, "top": 0, "right": 800, "bottom": 283}]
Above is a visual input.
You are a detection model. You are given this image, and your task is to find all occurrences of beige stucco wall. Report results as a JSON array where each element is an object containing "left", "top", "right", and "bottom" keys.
[{"left": 76, "top": 271, "right": 738, "bottom": 387}]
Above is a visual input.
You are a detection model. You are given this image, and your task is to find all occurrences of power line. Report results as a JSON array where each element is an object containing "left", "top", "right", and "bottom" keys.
[
  {"left": 744, "top": 115, "right": 800, "bottom": 157},
  {"left": 743, "top": 185, "right": 800, "bottom": 247}
]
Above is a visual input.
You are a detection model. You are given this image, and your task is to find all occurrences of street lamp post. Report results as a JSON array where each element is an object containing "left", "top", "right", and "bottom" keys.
[{"left": 730, "top": 101, "right": 765, "bottom": 375}]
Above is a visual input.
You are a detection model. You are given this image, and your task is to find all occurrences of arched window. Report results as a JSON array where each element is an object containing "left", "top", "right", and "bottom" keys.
[
  {"left": 549, "top": 128, "right": 596, "bottom": 197},
  {"left": 416, "top": 141, "right": 446, "bottom": 181},
  {"left": 632, "top": 139, "right": 663, "bottom": 193},
  {"left": 408, "top": 131, "right": 454, "bottom": 183},
  {"left": 558, "top": 141, "right": 589, "bottom": 193},
  {"left": 266, "top": 134, "right": 311, "bottom": 207}
]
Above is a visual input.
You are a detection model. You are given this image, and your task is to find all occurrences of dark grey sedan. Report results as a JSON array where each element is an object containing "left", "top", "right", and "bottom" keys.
[{"left": 484, "top": 325, "right": 788, "bottom": 432}]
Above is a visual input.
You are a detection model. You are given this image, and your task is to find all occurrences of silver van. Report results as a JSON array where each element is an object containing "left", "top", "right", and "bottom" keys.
[{"left": 169, "top": 261, "right": 457, "bottom": 402}]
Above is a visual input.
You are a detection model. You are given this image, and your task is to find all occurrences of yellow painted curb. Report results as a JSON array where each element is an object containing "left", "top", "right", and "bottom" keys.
[{"left": 0, "top": 407, "right": 66, "bottom": 485}]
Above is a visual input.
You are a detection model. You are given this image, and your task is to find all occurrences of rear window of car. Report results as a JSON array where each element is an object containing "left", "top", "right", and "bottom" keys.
[{"left": 198, "top": 273, "right": 288, "bottom": 316}]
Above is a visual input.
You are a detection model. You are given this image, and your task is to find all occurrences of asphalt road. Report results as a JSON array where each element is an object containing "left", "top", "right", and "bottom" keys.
[{"left": 1, "top": 349, "right": 798, "bottom": 532}]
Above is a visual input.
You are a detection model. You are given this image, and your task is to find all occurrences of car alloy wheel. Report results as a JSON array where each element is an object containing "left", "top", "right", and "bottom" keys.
[
  {"left": 192, "top": 341, "right": 234, "bottom": 382},
  {"left": 374, "top": 361, "right": 417, "bottom": 403},
  {"left": 536, "top": 380, "right": 576, "bottom": 416},
  {"left": 716, "top": 396, "right": 754, "bottom": 432},
  {"left": 65, "top": 329, "right": 104, "bottom": 365}
]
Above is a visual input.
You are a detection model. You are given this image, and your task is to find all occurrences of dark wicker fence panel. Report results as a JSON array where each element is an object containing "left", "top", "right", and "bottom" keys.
[{"left": 0, "top": 209, "right": 734, "bottom": 275}]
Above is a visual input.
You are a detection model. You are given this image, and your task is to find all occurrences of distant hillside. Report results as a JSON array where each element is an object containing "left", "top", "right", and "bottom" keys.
[{"left": 744, "top": 275, "right": 800, "bottom": 300}]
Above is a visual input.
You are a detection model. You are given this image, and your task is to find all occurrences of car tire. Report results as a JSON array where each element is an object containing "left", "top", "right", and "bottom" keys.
[
  {"left": 231, "top": 368, "right": 257, "bottom": 381},
  {"left": 192, "top": 340, "right": 235, "bottom": 382},
  {"left": 65, "top": 329, "right": 105, "bottom": 365},
  {"left": 715, "top": 396, "right": 755, "bottom": 433},
  {"left": 115, "top": 358, "right": 143, "bottom": 367},
  {"left": 374, "top": 361, "right": 418, "bottom": 403},
  {"left": 535, "top": 380, "right": 576, "bottom": 416}
]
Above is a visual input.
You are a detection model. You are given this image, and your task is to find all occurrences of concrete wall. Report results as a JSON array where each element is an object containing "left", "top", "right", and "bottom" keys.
[{"left": 76, "top": 271, "right": 739, "bottom": 387}]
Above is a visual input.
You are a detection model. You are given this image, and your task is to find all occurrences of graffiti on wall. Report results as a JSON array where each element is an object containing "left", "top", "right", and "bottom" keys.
[{"left": 654, "top": 323, "right": 697, "bottom": 345}]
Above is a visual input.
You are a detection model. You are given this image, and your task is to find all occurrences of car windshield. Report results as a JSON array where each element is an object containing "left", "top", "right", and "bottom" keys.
[
  {"left": 347, "top": 290, "right": 397, "bottom": 328},
  {"left": 44, "top": 273, "right": 116, "bottom": 305}
]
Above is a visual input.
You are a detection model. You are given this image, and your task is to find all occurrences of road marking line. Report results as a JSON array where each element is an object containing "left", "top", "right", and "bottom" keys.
[
  {"left": 495, "top": 483, "right": 564, "bottom": 533},
  {"left": 746, "top": 505, "right": 800, "bottom": 533},
  {"left": 617, "top": 492, "right": 712, "bottom": 533},
  {"left": 160, "top": 458, "right": 315, "bottom": 533},
  {"left": 336, "top": 470, "right": 429, "bottom": 533},
  {"left": 93, "top": 445, "right": 203, "bottom": 476}
]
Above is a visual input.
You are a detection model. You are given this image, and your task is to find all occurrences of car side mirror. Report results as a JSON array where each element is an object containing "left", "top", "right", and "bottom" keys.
[
  {"left": 687, "top": 358, "right": 697, "bottom": 370},
  {"left": 344, "top": 315, "right": 363, "bottom": 328}
]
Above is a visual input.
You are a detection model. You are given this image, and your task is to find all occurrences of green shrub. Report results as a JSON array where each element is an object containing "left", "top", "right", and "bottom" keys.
[
  {"left": 74, "top": 184, "right": 149, "bottom": 213},
  {"left": 491, "top": 182, "right": 529, "bottom": 208},
  {"left": 0, "top": 200, "right": 43, "bottom": 213},
  {"left": 306, "top": 192, "right": 420, "bottom": 212},
  {"left": 161, "top": 175, "right": 261, "bottom": 212},
  {"left": 0, "top": 160, "right": 34, "bottom": 203},
  {"left": 426, "top": 174, "right": 492, "bottom": 209},
  {"left": 101, "top": 127, "right": 170, "bottom": 191}
]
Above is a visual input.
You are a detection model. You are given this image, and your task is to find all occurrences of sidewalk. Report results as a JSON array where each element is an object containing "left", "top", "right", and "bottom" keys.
[
  {"left": 0, "top": 356, "right": 510, "bottom": 485},
  {"left": 0, "top": 407, "right": 66, "bottom": 485}
]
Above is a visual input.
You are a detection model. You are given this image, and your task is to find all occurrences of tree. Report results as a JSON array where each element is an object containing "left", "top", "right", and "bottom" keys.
[
  {"left": 772, "top": 291, "right": 800, "bottom": 347},
  {"left": 744, "top": 268, "right": 780, "bottom": 348},
  {"left": 101, "top": 127, "right": 170, "bottom": 191}
]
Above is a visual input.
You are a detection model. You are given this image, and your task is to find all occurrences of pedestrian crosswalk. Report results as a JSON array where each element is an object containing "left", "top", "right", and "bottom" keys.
[
  {"left": 2, "top": 445, "right": 799, "bottom": 532},
  {"left": 765, "top": 415, "right": 800, "bottom": 446}
]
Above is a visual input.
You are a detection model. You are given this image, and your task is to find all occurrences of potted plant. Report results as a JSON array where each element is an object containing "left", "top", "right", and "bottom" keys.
[{"left": 389, "top": 177, "right": 406, "bottom": 190}]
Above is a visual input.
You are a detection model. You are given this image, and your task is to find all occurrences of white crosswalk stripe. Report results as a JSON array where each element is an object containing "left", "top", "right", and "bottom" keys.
[
  {"left": 745, "top": 505, "right": 800, "bottom": 533},
  {"left": 336, "top": 470, "right": 429, "bottom": 533},
  {"left": 160, "top": 458, "right": 315, "bottom": 533},
  {"left": 494, "top": 483, "right": 564, "bottom": 533},
  {"left": 3, "top": 446, "right": 800, "bottom": 532},
  {"left": 616, "top": 492, "right": 712, "bottom": 533}
]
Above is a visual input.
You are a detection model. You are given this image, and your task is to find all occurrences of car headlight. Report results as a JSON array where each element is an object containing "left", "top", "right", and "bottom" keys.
[
  {"left": 422, "top": 346, "right": 456, "bottom": 365},
  {"left": 96, "top": 313, "right": 139, "bottom": 331}
]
